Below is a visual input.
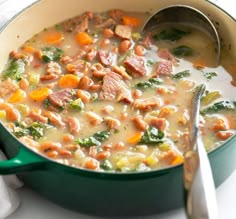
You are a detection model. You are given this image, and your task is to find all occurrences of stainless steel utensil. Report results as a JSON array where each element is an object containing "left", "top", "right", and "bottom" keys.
[
  {"left": 142, "top": 5, "right": 221, "bottom": 65},
  {"left": 184, "top": 84, "right": 218, "bottom": 219}
]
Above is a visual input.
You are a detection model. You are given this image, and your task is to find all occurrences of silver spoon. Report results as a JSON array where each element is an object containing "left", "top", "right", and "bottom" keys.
[
  {"left": 142, "top": 5, "right": 221, "bottom": 65},
  {"left": 184, "top": 84, "right": 218, "bottom": 219}
]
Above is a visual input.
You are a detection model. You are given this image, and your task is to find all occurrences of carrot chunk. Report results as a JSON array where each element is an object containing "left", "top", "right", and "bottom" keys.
[
  {"left": 76, "top": 32, "right": 93, "bottom": 46},
  {"left": 22, "top": 45, "right": 35, "bottom": 53},
  {"left": 42, "top": 30, "right": 64, "bottom": 44},
  {"left": 8, "top": 89, "right": 26, "bottom": 103},
  {"left": 84, "top": 158, "right": 99, "bottom": 170},
  {"left": 122, "top": 16, "right": 141, "bottom": 27},
  {"left": 127, "top": 132, "right": 143, "bottom": 145},
  {"left": 29, "top": 87, "right": 52, "bottom": 102},
  {"left": 58, "top": 74, "right": 80, "bottom": 89}
]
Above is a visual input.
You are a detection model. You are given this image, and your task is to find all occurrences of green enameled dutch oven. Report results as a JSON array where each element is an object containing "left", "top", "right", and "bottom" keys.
[{"left": 0, "top": 0, "right": 236, "bottom": 216}]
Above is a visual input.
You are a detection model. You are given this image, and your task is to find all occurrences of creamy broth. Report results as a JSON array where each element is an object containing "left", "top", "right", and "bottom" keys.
[{"left": 0, "top": 10, "right": 235, "bottom": 172}]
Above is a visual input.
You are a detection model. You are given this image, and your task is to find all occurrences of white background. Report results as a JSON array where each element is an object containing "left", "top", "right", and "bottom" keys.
[{"left": 0, "top": 0, "right": 235, "bottom": 219}]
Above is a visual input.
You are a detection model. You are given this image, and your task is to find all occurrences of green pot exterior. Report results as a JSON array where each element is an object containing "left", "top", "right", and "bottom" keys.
[
  {"left": 0, "top": 0, "right": 236, "bottom": 216},
  {"left": 0, "top": 120, "right": 236, "bottom": 216}
]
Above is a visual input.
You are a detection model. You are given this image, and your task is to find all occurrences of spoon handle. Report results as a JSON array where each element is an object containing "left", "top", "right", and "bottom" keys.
[{"left": 184, "top": 84, "right": 218, "bottom": 219}]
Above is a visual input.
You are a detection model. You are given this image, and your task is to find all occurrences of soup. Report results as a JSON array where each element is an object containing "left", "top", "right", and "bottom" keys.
[{"left": 0, "top": 9, "right": 235, "bottom": 172}]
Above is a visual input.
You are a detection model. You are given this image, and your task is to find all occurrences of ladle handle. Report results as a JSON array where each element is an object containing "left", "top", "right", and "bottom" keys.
[
  {"left": 184, "top": 134, "right": 218, "bottom": 219},
  {"left": 184, "top": 84, "right": 218, "bottom": 219}
]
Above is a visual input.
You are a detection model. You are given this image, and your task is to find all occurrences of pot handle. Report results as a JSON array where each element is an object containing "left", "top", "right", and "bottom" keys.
[{"left": 0, "top": 146, "right": 49, "bottom": 175}]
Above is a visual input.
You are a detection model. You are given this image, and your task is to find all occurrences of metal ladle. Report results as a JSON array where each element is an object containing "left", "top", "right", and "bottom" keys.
[
  {"left": 142, "top": 5, "right": 221, "bottom": 65},
  {"left": 142, "top": 6, "right": 219, "bottom": 218},
  {"left": 184, "top": 84, "right": 218, "bottom": 219}
]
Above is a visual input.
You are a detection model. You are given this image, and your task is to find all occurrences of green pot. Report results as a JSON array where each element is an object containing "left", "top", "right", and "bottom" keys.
[{"left": 0, "top": 0, "right": 235, "bottom": 216}]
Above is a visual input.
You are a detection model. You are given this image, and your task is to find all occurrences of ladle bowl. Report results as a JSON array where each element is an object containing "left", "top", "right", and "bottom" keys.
[{"left": 142, "top": 5, "right": 221, "bottom": 65}]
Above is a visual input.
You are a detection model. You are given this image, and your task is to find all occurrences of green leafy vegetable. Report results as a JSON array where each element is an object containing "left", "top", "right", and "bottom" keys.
[
  {"left": 139, "top": 126, "right": 164, "bottom": 145},
  {"left": 76, "top": 136, "right": 101, "bottom": 147},
  {"left": 3, "top": 59, "right": 25, "bottom": 81},
  {"left": 136, "top": 78, "right": 162, "bottom": 89},
  {"left": 201, "top": 101, "right": 236, "bottom": 115},
  {"left": 171, "top": 45, "right": 193, "bottom": 56},
  {"left": 13, "top": 122, "right": 46, "bottom": 140},
  {"left": 75, "top": 131, "right": 111, "bottom": 147},
  {"left": 41, "top": 47, "right": 63, "bottom": 63},
  {"left": 172, "top": 70, "right": 190, "bottom": 80},
  {"left": 69, "top": 98, "right": 84, "bottom": 111},
  {"left": 203, "top": 72, "right": 218, "bottom": 80},
  {"left": 100, "top": 160, "right": 113, "bottom": 170},
  {"left": 93, "top": 131, "right": 110, "bottom": 142},
  {"left": 153, "top": 28, "right": 190, "bottom": 41}
]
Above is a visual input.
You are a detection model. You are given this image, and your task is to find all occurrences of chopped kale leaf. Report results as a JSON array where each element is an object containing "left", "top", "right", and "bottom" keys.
[
  {"left": 75, "top": 131, "right": 111, "bottom": 147},
  {"left": 203, "top": 71, "right": 218, "bottom": 80},
  {"left": 139, "top": 126, "right": 165, "bottom": 145},
  {"left": 136, "top": 78, "right": 162, "bottom": 89},
  {"left": 76, "top": 136, "right": 101, "bottom": 147},
  {"left": 171, "top": 45, "right": 193, "bottom": 57},
  {"left": 13, "top": 122, "right": 46, "bottom": 140},
  {"left": 3, "top": 58, "right": 25, "bottom": 81},
  {"left": 172, "top": 70, "right": 190, "bottom": 80},
  {"left": 93, "top": 131, "right": 111, "bottom": 142},
  {"left": 201, "top": 101, "right": 236, "bottom": 115},
  {"left": 69, "top": 98, "right": 84, "bottom": 111},
  {"left": 100, "top": 160, "right": 113, "bottom": 170},
  {"left": 41, "top": 47, "right": 63, "bottom": 63},
  {"left": 153, "top": 28, "right": 190, "bottom": 42}
]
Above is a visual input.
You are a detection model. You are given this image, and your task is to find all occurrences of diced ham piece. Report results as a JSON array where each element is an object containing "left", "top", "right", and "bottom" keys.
[
  {"left": 48, "top": 89, "right": 75, "bottom": 108},
  {"left": 85, "top": 48, "right": 97, "bottom": 61},
  {"left": 41, "top": 62, "right": 62, "bottom": 81},
  {"left": 149, "top": 117, "right": 167, "bottom": 131},
  {"left": 63, "top": 12, "right": 92, "bottom": 32},
  {"left": 67, "top": 117, "right": 80, "bottom": 134},
  {"left": 66, "top": 59, "right": 90, "bottom": 74},
  {"left": 27, "top": 111, "right": 48, "bottom": 124},
  {"left": 109, "top": 9, "right": 125, "bottom": 22},
  {"left": 0, "top": 78, "right": 18, "bottom": 97},
  {"left": 100, "top": 72, "right": 121, "bottom": 100},
  {"left": 46, "top": 62, "right": 62, "bottom": 75},
  {"left": 95, "top": 18, "right": 116, "bottom": 29},
  {"left": 153, "top": 60, "right": 173, "bottom": 77},
  {"left": 117, "top": 83, "right": 133, "bottom": 104},
  {"left": 124, "top": 55, "right": 147, "bottom": 76},
  {"left": 86, "top": 111, "right": 103, "bottom": 126},
  {"left": 115, "top": 25, "right": 132, "bottom": 39},
  {"left": 98, "top": 51, "right": 115, "bottom": 66},
  {"left": 157, "top": 48, "right": 178, "bottom": 65},
  {"left": 100, "top": 72, "right": 133, "bottom": 103},
  {"left": 140, "top": 32, "right": 152, "bottom": 49},
  {"left": 133, "top": 97, "right": 162, "bottom": 111},
  {"left": 75, "top": 14, "right": 89, "bottom": 33}
]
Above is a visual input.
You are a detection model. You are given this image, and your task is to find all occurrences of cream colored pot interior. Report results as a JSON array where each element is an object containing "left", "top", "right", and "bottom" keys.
[{"left": 0, "top": 0, "right": 235, "bottom": 74}]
